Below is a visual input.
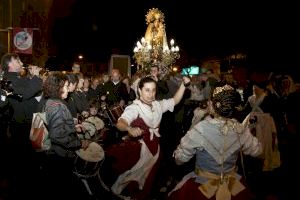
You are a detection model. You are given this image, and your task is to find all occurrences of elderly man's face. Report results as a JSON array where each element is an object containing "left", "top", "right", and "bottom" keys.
[{"left": 111, "top": 71, "right": 120, "bottom": 82}]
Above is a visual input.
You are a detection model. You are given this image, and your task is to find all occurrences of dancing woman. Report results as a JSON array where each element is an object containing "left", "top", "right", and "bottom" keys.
[
  {"left": 104, "top": 76, "right": 190, "bottom": 200},
  {"left": 168, "top": 84, "right": 263, "bottom": 200}
]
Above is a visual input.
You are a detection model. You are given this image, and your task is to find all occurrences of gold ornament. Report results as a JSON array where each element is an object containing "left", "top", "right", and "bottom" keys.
[{"left": 213, "top": 84, "right": 234, "bottom": 97}]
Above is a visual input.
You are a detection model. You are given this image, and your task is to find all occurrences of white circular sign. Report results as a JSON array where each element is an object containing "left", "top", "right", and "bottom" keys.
[{"left": 13, "top": 31, "right": 33, "bottom": 50}]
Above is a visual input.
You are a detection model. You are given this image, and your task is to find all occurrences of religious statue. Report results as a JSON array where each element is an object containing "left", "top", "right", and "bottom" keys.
[
  {"left": 144, "top": 8, "right": 169, "bottom": 54},
  {"left": 133, "top": 8, "right": 180, "bottom": 77}
]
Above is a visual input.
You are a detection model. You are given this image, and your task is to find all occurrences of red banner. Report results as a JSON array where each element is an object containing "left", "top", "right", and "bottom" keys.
[{"left": 13, "top": 27, "right": 33, "bottom": 54}]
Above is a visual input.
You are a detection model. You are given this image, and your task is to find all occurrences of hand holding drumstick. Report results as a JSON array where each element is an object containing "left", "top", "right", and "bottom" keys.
[
  {"left": 81, "top": 140, "right": 91, "bottom": 150},
  {"left": 127, "top": 126, "right": 143, "bottom": 137}
]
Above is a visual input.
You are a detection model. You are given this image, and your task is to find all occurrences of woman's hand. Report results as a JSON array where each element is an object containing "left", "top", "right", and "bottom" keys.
[
  {"left": 81, "top": 139, "right": 91, "bottom": 150},
  {"left": 73, "top": 118, "right": 78, "bottom": 125},
  {"left": 182, "top": 76, "right": 191, "bottom": 87},
  {"left": 127, "top": 126, "right": 143, "bottom": 137},
  {"left": 119, "top": 100, "right": 125, "bottom": 107},
  {"left": 75, "top": 124, "right": 85, "bottom": 132},
  {"left": 81, "top": 111, "right": 89, "bottom": 118}
]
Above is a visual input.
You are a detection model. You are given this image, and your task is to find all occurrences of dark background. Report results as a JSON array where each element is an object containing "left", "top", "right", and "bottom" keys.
[{"left": 51, "top": 0, "right": 300, "bottom": 73}]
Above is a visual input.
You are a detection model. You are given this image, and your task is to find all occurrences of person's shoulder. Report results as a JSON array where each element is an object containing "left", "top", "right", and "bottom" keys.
[
  {"left": 157, "top": 98, "right": 174, "bottom": 106},
  {"left": 46, "top": 99, "right": 66, "bottom": 110},
  {"left": 4, "top": 72, "right": 19, "bottom": 81},
  {"left": 103, "top": 81, "right": 113, "bottom": 87},
  {"left": 131, "top": 99, "right": 141, "bottom": 106},
  {"left": 119, "top": 81, "right": 127, "bottom": 87},
  {"left": 248, "top": 95, "right": 254, "bottom": 101}
]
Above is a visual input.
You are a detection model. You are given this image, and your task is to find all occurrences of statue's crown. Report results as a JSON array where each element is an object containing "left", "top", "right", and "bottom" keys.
[{"left": 145, "top": 8, "right": 165, "bottom": 25}]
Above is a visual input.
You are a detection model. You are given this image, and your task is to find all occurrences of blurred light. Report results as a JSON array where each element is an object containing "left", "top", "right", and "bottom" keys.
[{"left": 78, "top": 55, "right": 83, "bottom": 60}]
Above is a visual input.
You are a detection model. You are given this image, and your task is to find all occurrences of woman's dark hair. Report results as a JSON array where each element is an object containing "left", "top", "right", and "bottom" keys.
[
  {"left": 75, "top": 72, "right": 84, "bottom": 80},
  {"left": 88, "top": 98, "right": 100, "bottom": 109},
  {"left": 43, "top": 71, "right": 67, "bottom": 99},
  {"left": 211, "top": 85, "right": 241, "bottom": 118},
  {"left": 137, "top": 76, "right": 157, "bottom": 97},
  {"left": 253, "top": 81, "right": 268, "bottom": 90},
  {"left": 65, "top": 72, "right": 79, "bottom": 84}
]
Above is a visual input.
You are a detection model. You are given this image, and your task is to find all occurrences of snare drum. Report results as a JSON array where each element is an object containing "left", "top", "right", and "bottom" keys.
[
  {"left": 73, "top": 142, "right": 105, "bottom": 176},
  {"left": 85, "top": 116, "right": 105, "bottom": 131},
  {"left": 80, "top": 121, "right": 97, "bottom": 139},
  {"left": 107, "top": 105, "right": 124, "bottom": 124}
]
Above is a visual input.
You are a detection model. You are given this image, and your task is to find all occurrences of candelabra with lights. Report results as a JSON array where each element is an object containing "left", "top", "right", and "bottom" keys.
[{"left": 133, "top": 38, "right": 179, "bottom": 73}]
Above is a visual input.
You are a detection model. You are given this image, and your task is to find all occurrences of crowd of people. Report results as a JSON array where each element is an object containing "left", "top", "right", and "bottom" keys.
[
  {"left": 2, "top": 5, "right": 300, "bottom": 199},
  {"left": 0, "top": 52, "right": 299, "bottom": 200}
]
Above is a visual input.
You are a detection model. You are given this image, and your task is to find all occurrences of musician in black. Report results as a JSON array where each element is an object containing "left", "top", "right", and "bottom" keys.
[
  {"left": 66, "top": 72, "right": 89, "bottom": 119},
  {"left": 100, "top": 69, "right": 129, "bottom": 107},
  {"left": 1, "top": 53, "right": 43, "bottom": 199}
]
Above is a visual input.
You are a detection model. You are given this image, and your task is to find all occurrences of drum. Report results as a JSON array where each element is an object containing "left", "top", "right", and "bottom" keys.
[
  {"left": 80, "top": 121, "right": 97, "bottom": 139},
  {"left": 85, "top": 116, "right": 105, "bottom": 131},
  {"left": 73, "top": 142, "right": 105, "bottom": 176},
  {"left": 107, "top": 105, "right": 124, "bottom": 124}
]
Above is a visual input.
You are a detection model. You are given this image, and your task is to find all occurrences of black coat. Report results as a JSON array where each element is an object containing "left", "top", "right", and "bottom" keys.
[
  {"left": 100, "top": 81, "right": 129, "bottom": 106},
  {"left": 67, "top": 91, "right": 89, "bottom": 118},
  {"left": 4, "top": 72, "right": 42, "bottom": 123}
]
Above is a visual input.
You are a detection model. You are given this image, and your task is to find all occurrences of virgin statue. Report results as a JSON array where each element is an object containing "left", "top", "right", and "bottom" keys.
[{"left": 144, "top": 8, "right": 169, "bottom": 53}]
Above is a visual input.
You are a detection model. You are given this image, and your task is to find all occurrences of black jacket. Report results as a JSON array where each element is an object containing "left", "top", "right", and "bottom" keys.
[
  {"left": 100, "top": 81, "right": 129, "bottom": 106},
  {"left": 67, "top": 91, "right": 89, "bottom": 118},
  {"left": 4, "top": 72, "right": 42, "bottom": 123}
]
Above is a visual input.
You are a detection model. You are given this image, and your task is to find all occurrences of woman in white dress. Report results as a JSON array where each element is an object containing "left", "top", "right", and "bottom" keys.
[{"left": 103, "top": 76, "right": 190, "bottom": 200}]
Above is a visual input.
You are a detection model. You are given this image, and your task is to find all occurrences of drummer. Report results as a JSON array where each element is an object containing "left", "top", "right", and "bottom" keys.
[
  {"left": 87, "top": 98, "right": 101, "bottom": 118},
  {"left": 105, "top": 75, "right": 190, "bottom": 199},
  {"left": 83, "top": 98, "right": 105, "bottom": 139},
  {"left": 99, "top": 69, "right": 129, "bottom": 108},
  {"left": 37, "top": 71, "right": 91, "bottom": 199}
]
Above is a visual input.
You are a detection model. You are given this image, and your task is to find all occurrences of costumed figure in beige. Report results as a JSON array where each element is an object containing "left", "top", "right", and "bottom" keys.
[{"left": 168, "top": 84, "right": 263, "bottom": 200}]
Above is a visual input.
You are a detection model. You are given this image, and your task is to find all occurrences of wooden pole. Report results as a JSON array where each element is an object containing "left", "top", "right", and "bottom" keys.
[{"left": 7, "top": 0, "right": 13, "bottom": 52}]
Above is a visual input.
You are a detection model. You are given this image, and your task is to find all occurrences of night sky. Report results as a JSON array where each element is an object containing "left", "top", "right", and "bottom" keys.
[{"left": 51, "top": 0, "right": 300, "bottom": 71}]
